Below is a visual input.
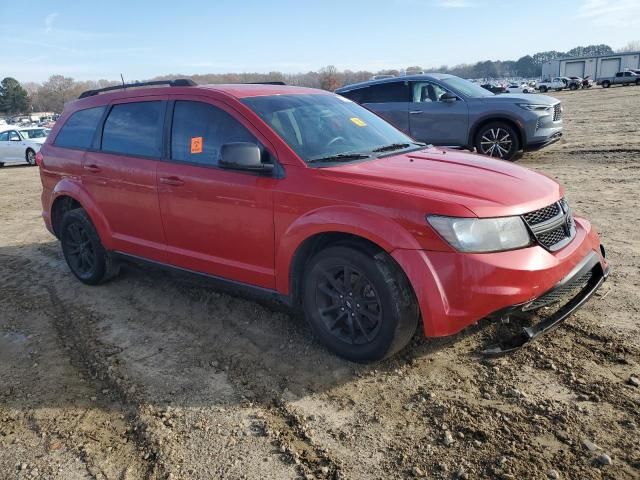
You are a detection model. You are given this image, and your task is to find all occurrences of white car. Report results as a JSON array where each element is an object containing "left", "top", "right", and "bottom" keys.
[
  {"left": 506, "top": 82, "right": 535, "bottom": 94},
  {"left": 0, "top": 127, "right": 48, "bottom": 166}
]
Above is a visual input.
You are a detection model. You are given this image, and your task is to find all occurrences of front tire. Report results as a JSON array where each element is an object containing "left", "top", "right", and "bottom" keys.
[
  {"left": 539, "top": 86, "right": 548, "bottom": 93},
  {"left": 569, "top": 84, "right": 578, "bottom": 91},
  {"left": 474, "top": 122, "right": 521, "bottom": 161},
  {"left": 60, "top": 209, "right": 120, "bottom": 285},
  {"left": 25, "top": 149, "right": 36, "bottom": 166},
  {"left": 302, "top": 246, "right": 419, "bottom": 362}
]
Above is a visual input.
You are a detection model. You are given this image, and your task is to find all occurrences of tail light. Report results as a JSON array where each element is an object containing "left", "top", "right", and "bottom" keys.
[{"left": 35, "top": 152, "right": 44, "bottom": 167}]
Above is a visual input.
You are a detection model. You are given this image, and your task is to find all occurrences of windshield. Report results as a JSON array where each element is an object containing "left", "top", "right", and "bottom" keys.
[
  {"left": 242, "top": 94, "right": 420, "bottom": 164},
  {"left": 20, "top": 128, "right": 48, "bottom": 139},
  {"left": 441, "top": 77, "right": 494, "bottom": 98}
]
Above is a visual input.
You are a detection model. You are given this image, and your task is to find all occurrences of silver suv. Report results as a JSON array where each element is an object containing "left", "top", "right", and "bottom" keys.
[{"left": 335, "top": 74, "right": 563, "bottom": 161}]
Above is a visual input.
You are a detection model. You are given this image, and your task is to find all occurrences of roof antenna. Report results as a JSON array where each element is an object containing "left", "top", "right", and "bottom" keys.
[{"left": 120, "top": 73, "right": 126, "bottom": 89}]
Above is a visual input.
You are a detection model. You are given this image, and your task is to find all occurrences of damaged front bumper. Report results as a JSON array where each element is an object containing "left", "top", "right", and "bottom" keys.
[{"left": 482, "top": 250, "right": 610, "bottom": 355}]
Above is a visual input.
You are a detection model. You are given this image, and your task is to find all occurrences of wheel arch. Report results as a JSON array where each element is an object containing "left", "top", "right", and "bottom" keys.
[
  {"left": 276, "top": 207, "right": 422, "bottom": 305},
  {"left": 50, "top": 180, "right": 113, "bottom": 247}
]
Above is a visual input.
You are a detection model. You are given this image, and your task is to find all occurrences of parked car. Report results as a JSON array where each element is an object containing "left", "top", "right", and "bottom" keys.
[
  {"left": 335, "top": 74, "right": 563, "bottom": 161},
  {"left": 0, "top": 127, "right": 48, "bottom": 166},
  {"left": 480, "top": 83, "right": 507, "bottom": 94},
  {"left": 506, "top": 82, "right": 534, "bottom": 94},
  {"left": 537, "top": 77, "right": 580, "bottom": 92},
  {"left": 596, "top": 71, "right": 640, "bottom": 88},
  {"left": 37, "top": 79, "right": 609, "bottom": 361}
]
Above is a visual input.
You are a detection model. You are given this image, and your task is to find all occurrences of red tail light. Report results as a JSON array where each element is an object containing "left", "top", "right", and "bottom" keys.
[{"left": 35, "top": 152, "right": 44, "bottom": 167}]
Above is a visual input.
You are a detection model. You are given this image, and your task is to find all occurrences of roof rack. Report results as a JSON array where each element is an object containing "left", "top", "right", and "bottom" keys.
[
  {"left": 246, "top": 81, "right": 286, "bottom": 85},
  {"left": 78, "top": 78, "right": 197, "bottom": 99}
]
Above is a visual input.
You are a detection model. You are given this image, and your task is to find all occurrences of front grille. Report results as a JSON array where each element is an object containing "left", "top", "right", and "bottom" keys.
[
  {"left": 523, "top": 270, "right": 593, "bottom": 311},
  {"left": 522, "top": 198, "right": 575, "bottom": 251},
  {"left": 553, "top": 103, "right": 562, "bottom": 121},
  {"left": 522, "top": 203, "right": 560, "bottom": 226},
  {"left": 537, "top": 226, "right": 568, "bottom": 248}
]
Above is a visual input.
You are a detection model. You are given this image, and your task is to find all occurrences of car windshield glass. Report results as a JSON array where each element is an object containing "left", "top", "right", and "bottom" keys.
[
  {"left": 441, "top": 77, "right": 494, "bottom": 98},
  {"left": 20, "top": 129, "right": 48, "bottom": 139},
  {"left": 242, "top": 94, "right": 419, "bottom": 164}
]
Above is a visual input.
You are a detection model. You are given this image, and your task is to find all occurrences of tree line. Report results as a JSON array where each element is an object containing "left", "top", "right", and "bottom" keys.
[{"left": 0, "top": 42, "right": 634, "bottom": 115}]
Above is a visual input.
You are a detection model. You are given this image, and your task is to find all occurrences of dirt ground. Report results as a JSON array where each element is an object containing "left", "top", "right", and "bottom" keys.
[{"left": 1, "top": 86, "right": 639, "bottom": 480}]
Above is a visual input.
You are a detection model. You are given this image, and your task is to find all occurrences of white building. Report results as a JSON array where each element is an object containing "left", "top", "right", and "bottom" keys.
[{"left": 542, "top": 51, "right": 640, "bottom": 80}]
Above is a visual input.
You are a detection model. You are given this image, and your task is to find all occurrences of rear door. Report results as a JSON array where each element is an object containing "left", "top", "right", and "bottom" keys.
[
  {"left": 408, "top": 81, "right": 469, "bottom": 145},
  {"left": 157, "top": 98, "right": 277, "bottom": 288},
  {"left": 4, "top": 130, "right": 23, "bottom": 161},
  {"left": 359, "top": 81, "right": 410, "bottom": 134},
  {"left": 0, "top": 131, "right": 12, "bottom": 161},
  {"left": 82, "top": 97, "right": 167, "bottom": 262}
]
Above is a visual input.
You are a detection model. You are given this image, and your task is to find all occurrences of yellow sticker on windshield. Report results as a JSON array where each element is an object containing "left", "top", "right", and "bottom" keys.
[{"left": 350, "top": 117, "right": 367, "bottom": 127}]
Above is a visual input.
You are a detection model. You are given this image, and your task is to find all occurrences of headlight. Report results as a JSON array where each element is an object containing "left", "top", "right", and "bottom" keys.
[
  {"left": 427, "top": 215, "right": 531, "bottom": 253},
  {"left": 517, "top": 103, "right": 552, "bottom": 112}
]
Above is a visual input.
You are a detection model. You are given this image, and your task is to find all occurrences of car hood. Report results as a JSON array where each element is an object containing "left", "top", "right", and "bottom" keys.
[
  {"left": 322, "top": 147, "right": 562, "bottom": 218},
  {"left": 479, "top": 93, "right": 558, "bottom": 104}
]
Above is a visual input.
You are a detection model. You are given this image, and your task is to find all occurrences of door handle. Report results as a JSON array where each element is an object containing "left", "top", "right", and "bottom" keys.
[
  {"left": 409, "top": 110, "right": 424, "bottom": 115},
  {"left": 159, "top": 176, "right": 185, "bottom": 187},
  {"left": 84, "top": 164, "right": 101, "bottom": 173}
]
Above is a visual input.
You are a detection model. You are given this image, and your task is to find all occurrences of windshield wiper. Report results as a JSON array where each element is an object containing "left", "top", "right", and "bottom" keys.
[
  {"left": 308, "top": 152, "right": 371, "bottom": 163},
  {"left": 372, "top": 142, "right": 426, "bottom": 153}
]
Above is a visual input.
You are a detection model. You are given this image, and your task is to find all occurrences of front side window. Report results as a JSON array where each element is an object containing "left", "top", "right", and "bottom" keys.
[
  {"left": 170, "top": 101, "right": 258, "bottom": 166},
  {"left": 54, "top": 106, "right": 106, "bottom": 149},
  {"left": 101, "top": 101, "right": 163, "bottom": 157},
  {"left": 411, "top": 81, "right": 449, "bottom": 102},
  {"left": 242, "top": 94, "right": 419, "bottom": 164},
  {"left": 8, "top": 131, "right": 21, "bottom": 141}
]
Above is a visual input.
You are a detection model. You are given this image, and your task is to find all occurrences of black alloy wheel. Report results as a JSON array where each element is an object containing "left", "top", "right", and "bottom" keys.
[
  {"left": 60, "top": 209, "right": 119, "bottom": 285},
  {"left": 302, "top": 246, "right": 419, "bottom": 362}
]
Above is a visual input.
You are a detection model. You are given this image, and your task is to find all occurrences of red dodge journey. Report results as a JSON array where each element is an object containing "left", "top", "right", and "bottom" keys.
[{"left": 37, "top": 79, "right": 610, "bottom": 361}]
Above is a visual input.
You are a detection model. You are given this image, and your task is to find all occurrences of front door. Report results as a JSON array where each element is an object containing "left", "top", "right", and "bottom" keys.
[
  {"left": 408, "top": 81, "right": 469, "bottom": 146},
  {"left": 157, "top": 99, "right": 277, "bottom": 289},
  {"left": 0, "top": 130, "right": 23, "bottom": 161}
]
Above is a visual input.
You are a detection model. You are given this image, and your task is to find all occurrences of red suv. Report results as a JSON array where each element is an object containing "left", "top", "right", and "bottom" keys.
[{"left": 38, "top": 79, "right": 609, "bottom": 361}]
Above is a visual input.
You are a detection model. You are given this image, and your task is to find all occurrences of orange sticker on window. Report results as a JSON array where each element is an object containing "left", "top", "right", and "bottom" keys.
[
  {"left": 350, "top": 117, "right": 367, "bottom": 127},
  {"left": 190, "top": 137, "right": 203, "bottom": 154}
]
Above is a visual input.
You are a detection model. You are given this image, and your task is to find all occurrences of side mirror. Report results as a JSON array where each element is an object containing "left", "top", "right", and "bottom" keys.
[
  {"left": 440, "top": 92, "right": 458, "bottom": 103},
  {"left": 219, "top": 142, "right": 273, "bottom": 174}
]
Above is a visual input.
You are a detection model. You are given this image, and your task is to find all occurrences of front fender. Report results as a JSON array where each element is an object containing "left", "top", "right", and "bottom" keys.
[
  {"left": 275, "top": 205, "right": 421, "bottom": 294},
  {"left": 51, "top": 179, "right": 113, "bottom": 249}
]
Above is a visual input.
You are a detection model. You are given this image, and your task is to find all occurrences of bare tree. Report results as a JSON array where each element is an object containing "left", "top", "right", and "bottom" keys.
[{"left": 617, "top": 40, "right": 640, "bottom": 52}]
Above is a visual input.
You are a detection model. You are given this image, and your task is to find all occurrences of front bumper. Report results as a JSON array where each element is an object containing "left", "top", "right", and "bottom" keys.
[
  {"left": 391, "top": 216, "right": 608, "bottom": 339},
  {"left": 482, "top": 250, "right": 609, "bottom": 354}
]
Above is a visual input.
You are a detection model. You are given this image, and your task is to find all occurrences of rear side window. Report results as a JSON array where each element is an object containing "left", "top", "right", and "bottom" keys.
[
  {"left": 364, "top": 82, "right": 410, "bottom": 103},
  {"left": 54, "top": 106, "right": 105, "bottom": 149},
  {"left": 101, "top": 101, "right": 164, "bottom": 157},
  {"left": 170, "top": 101, "right": 257, "bottom": 166}
]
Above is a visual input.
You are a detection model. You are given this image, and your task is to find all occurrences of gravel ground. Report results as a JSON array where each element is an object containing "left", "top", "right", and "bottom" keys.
[{"left": 1, "top": 86, "right": 639, "bottom": 480}]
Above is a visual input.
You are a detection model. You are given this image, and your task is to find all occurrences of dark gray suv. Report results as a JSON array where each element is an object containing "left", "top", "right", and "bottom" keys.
[{"left": 335, "top": 74, "right": 563, "bottom": 160}]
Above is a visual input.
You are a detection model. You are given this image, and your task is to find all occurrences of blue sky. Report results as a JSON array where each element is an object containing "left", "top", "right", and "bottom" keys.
[{"left": 2, "top": 0, "right": 638, "bottom": 83}]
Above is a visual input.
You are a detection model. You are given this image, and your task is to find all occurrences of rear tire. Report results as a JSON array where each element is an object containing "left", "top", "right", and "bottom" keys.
[
  {"left": 302, "top": 246, "right": 419, "bottom": 362},
  {"left": 540, "top": 86, "right": 548, "bottom": 93},
  {"left": 60, "top": 209, "right": 120, "bottom": 285},
  {"left": 602, "top": 81, "right": 611, "bottom": 88},
  {"left": 569, "top": 84, "right": 578, "bottom": 91},
  {"left": 474, "top": 121, "right": 521, "bottom": 161},
  {"left": 25, "top": 149, "right": 36, "bottom": 166}
]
